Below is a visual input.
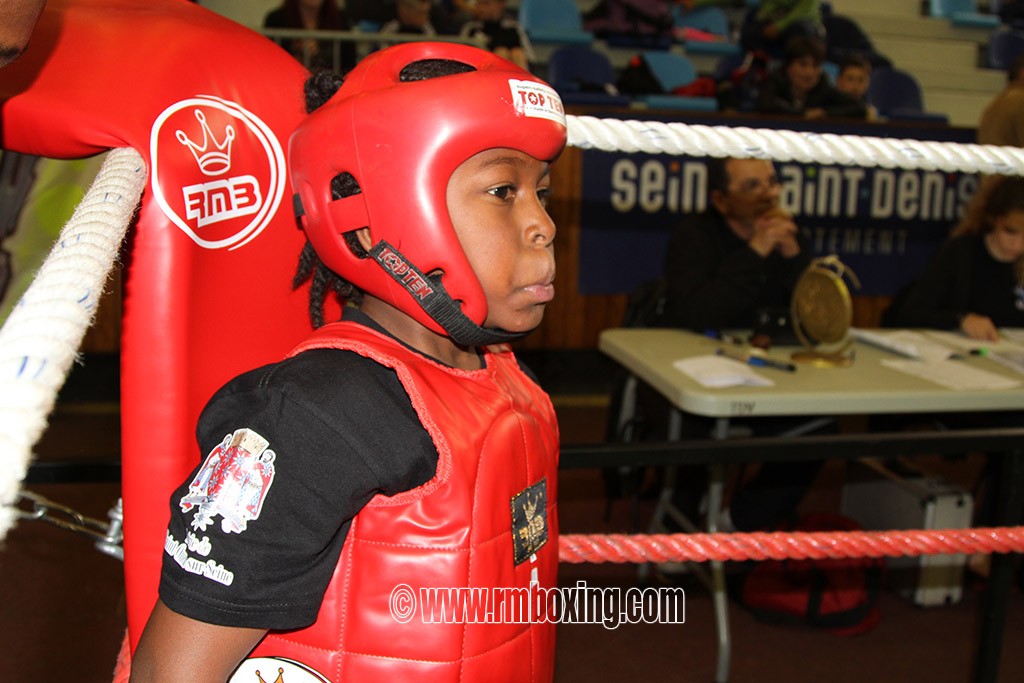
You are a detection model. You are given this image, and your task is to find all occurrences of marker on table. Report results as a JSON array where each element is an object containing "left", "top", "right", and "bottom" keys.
[
  {"left": 970, "top": 348, "right": 991, "bottom": 357},
  {"left": 704, "top": 330, "right": 747, "bottom": 346},
  {"left": 716, "top": 347, "right": 797, "bottom": 372}
]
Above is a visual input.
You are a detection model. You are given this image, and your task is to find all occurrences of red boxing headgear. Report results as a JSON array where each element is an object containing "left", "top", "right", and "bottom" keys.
[{"left": 289, "top": 42, "right": 567, "bottom": 344}]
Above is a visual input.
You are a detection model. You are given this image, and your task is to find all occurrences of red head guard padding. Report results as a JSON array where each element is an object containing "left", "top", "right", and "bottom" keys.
[
  {"left": 290, "top": 42, "right": 567, "bottom": 340},
  {"left": 1, "top": 0, "right": 311, "bottom": 652}
]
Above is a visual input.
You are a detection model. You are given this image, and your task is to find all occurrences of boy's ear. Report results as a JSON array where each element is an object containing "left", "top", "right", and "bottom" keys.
[{"left": 354, "top": 227, "right": 373, "bottom": 252}]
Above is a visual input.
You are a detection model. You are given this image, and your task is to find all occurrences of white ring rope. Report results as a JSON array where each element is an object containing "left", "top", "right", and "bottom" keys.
[
  {"left": 0, "top": 148, "right": 146, "bottom": 541},
  {"left": 566, "top": 115, "right": 1024, "bottom": 176},
  {"left": 0, "top": 115, "right": 1020, "bottom": 544}
]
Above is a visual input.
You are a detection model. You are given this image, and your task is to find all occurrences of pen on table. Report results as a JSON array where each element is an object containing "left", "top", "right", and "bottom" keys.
[
  {"left": 970, "top": 348, "right": 991, "bottom": 357},
  {"left": 704, "top": 330, "right": 747, "bottom": 345},
  {"left": 716, "top": 347, "right": 797, "bottom": 372}
]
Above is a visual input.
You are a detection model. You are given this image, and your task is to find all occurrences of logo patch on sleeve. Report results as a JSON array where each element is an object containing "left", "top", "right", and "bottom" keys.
[
  {"left": 179, "top": 428, "right": 277, "bottom": 534},
  {"left": 511, "top": 478, "right": 549, "bottom": 565}
]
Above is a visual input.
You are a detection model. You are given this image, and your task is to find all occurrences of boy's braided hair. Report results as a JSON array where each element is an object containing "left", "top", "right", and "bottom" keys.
[{"left": 293, "top": 61, "right": 477, "bottom": 328}]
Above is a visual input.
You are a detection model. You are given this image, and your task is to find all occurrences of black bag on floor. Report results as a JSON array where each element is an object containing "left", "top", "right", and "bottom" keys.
[{"left": 739, "top": 512, "right": 884, "bottom": 636}]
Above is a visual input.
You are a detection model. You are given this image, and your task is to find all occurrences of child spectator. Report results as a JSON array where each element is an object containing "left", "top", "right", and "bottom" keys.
[
  {"left": 263, "top": 0, "right": 356, "bottom": 72},
  {"left": 126, "top": 41, "right": 567, "bottom": 682},
  {"left": 755, "top": 35, "right": 867, "bottom": 120},
  {"left": 459, "top": 0, "right": 535, "bottom": 71},
  {"left": 737, "top": 0, "right": 825, "bottom": 58},
  {"left": 834, "top": 53, "right": 877, "bottom": 120},
  {"left": 379, "top": 0, "right": 438, "bottom": 35}
]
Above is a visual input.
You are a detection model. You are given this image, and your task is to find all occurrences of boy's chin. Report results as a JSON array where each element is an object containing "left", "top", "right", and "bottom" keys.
[{"left": 488, "top": 313, "right": 546, "bottom": 337}]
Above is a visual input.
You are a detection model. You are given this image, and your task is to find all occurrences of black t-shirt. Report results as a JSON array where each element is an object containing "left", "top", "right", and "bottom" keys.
[
  {"left": 159, "top": 310, "right": 441, "bottom": 629},
  {"left": 968, "top": 238, "right": 1024, "bottom": 327}
]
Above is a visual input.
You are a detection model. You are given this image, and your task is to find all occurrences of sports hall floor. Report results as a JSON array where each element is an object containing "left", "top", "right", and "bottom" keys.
[{"left": 3, "top": 351, "right": 1024, "bottom": 682}]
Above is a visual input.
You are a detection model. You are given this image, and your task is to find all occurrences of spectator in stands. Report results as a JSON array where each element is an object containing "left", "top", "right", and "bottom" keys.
[
  {"left": 0, "top": 0, "right": 46, "bottom": 68},
  {"left": 583, "top": 0, "right": 676, "bottom": 46},
  {"left": 998, "top": 0, "right": 1024, "bottom": 28},
  {"left": 978, "top": 54, "right": 1024, "bottom": 147},
  {"left": 443, "top": 0, "right": 475, "bottom": 31},
  {"left": 459, "top": 0, "right": 534, "bottom": 71},
  {"left": 655, "top": 156, "right": 825, "bottom": 533},
  {"left": 379, "top": 0, "right": 438, "bottom": 36},
  {"left": 346, "top": 0, "right": 394, "bottom": 26},
  {"left": 736, "top": 0, "right": 824, "bottom": 58},
  {"left": 755, "top": 36, "right": 868, "bottom": 120},
  {"left": 263, "top": 0, "right": 356, "bottom": 72},
  {"left": 886, "top": 175, "right": 1024, "bottom": 340},
  {"left": 834, "top": 53, "right": 878, "bottom": 121}
]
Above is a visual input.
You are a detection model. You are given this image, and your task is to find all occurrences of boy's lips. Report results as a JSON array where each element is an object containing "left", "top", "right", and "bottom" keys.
[{"left": 523, "top": 281, "right": 555, "bottom": 303}]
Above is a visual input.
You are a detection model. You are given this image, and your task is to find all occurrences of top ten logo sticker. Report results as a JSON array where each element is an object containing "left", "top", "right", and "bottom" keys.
[{"left": 150, "top": 95, "right": 286, "bottom": 250}]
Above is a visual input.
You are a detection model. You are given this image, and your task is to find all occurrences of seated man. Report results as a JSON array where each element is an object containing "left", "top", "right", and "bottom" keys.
[
  {"left": 660, "top": 156, "right": 810, "bottom": 333},
  {"left": 655, "top": 156, "right": 824, "bottom": 533}
]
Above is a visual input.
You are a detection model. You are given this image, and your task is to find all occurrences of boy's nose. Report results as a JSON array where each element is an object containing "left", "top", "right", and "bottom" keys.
[{"left": 527, "top": 205, "right": 556, "bottom": 247}]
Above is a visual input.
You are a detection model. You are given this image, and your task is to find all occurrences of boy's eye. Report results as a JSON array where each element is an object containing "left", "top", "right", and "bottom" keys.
[
  {"left": 488, "top": 184, "right": 514, "bottom": 200},
  {"left": 538, "top": 187, "right": 552, "bottom": 207}
]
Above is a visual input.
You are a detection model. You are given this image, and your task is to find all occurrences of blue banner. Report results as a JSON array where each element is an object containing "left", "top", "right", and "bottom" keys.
[{"left": 576, "top": 120, "right": 980, "bottom": 297}]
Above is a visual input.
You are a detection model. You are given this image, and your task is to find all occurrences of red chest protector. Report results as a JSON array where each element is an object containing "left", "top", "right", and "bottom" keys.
[{"left": 242, "top": 321, "right": 560, "bottom": 683}]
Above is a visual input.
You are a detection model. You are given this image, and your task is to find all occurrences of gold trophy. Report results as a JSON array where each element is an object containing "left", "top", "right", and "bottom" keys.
[{"left": 790, "top": 255, "right": 860, "bottom": 367}]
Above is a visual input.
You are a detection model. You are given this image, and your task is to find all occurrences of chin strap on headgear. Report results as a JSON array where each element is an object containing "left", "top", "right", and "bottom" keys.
[{"left": 369, "top": 241, "right": 529, "bottom": 347}]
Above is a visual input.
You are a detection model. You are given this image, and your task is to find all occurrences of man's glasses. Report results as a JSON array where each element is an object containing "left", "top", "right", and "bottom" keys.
[{"left": 728, "top": 176, "right": 782, "bottom": 195}]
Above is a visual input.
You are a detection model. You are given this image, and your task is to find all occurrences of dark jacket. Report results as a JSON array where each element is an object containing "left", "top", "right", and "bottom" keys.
[
  {"left": 887, "top": 233, "right": 1024, "bottom": 330},
  {"left": 755, "top": 69, "right": 868, "bottom": 119},
  {"left": 658, "top": 210, "right": 812, "bottom": 330}
]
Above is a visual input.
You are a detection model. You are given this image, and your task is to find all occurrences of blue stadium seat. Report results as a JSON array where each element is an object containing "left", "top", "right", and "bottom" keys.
[
  {"left": 823, "top": 60, "right": 840, "bottom": 84},
  {"left": 929, "top": 0, "right": 1000, "bottom": 29},
  {"left": 867, "top": 67, "right": 950, "bottom": 124},
  {"left": 672, "top": 5, "right": 730, "bottom": 36},
  {"left": 546, "top": 45, "right": 633, "bottom": 107},
  {"left": 672, "top": 5, "right": 742, "bottom": 58},
  {"left": 518, "top": 0, "right": 594, "bottom": 46},
  {"left": 637, "top": 51, "right": 718, "bottom": 111},
  {"left": 988, "top": 27, "right": 1024, "bottom": 69}
]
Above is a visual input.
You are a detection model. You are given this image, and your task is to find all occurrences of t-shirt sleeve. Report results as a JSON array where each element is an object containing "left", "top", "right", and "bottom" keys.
[{"left": 158, "top": 349, "right": 437, "bottom": 629}]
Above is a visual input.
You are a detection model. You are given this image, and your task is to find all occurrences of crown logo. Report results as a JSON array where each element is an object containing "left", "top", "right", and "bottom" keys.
[
  {"left": 523, "top": 493, "right": 537, "bottom": 522},
  {"left": 176, "top": 108, "right": 235, "bottom": 176},
  {"left": 254, "top": 668, "right": 284, "bottom": 683}
]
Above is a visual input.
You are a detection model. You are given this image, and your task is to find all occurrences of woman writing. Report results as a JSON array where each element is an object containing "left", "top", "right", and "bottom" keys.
[{"left": 888, "top": 175, "right": 1024, "bottom": 341}]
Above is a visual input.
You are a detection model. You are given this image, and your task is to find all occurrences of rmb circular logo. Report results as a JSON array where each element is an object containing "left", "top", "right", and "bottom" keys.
[
  {"left": 230, "top": 656, "right": 331, "bottom": 682},
  {"left": 150, "top": 95, "right": 286, "bottom": 250}
]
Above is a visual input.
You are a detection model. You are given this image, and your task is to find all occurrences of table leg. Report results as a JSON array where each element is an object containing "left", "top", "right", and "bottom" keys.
[
  {"left": 707, "top": 460, "right": 731, "bottom": 683},
  {"left": 974, "top": 447, "right": 1024, "bottom": 683}
]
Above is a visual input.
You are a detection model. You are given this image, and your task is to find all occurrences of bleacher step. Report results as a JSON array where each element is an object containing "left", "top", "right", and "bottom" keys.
[
  {"left": 923, "top": 89, "right": 994, "bottom": 128},
  {"left": 828, "top": 0, "right": 923, "bottom": 19},
  {"left": 840, "top": 11, "right": 992, "bottom": 44},
  {"left": 911, "top": 64, "right": 1004, "bottom": 93},
  {"left": 871, "top": 35, "right": 981, "bottom": 68}
]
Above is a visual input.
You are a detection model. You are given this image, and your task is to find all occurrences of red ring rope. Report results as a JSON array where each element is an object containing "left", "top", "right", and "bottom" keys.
[{"left": 558, "top": 527, "right": 1024, "bottom": 564}]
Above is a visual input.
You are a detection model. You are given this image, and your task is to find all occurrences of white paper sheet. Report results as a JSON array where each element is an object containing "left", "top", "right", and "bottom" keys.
[
  {"left": 922, "top": 331, "right": 1024, "bottom": 374},
  {"left": 673, "top": 355, "right": 774, "bottom": 388},
  {"left": 881, "top": 358, "right": 1021, "bottom": 390},
  {"left": 851, "top": 328, "right": 957, "bottom": 363}
]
